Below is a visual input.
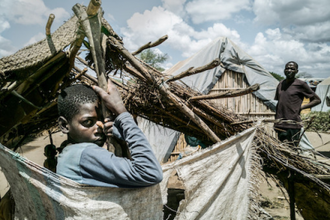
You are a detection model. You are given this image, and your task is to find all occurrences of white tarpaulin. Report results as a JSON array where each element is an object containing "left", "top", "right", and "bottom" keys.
[
  {"left": 161, "top": 127, "right": 259, "bottom": 220},
  {"left": 137, "top": 117, "right": 181, "bottom": 163},
  {"left": 0, "top": 145, "right": 163, "bottom": 220},
  {"left": 0, "top": 127, "right": 260, "bottom": 220},
  {"left": 312, "top": 76, "right": 330, "bottom": 112}
]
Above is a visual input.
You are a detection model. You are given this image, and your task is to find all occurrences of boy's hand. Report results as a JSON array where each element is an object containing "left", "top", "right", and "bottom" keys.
[
  {"left": 93, "top": 79, "right": 127, "bottom": 116},
  {"left": 103, "top": 118, "right": 114, "bottom": 137}
]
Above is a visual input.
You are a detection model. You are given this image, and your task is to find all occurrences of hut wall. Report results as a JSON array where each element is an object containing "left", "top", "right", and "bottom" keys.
[
  {"left": 209, "top": 70, "right": 275, "bottom": 136},
  {"left": 168, "top": 70, "right": 276, "bottom": 161}
]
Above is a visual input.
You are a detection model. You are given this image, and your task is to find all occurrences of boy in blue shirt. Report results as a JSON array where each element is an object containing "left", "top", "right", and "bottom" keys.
[{"left": 56, "top": 80, "right": 163, "bottom": 188}]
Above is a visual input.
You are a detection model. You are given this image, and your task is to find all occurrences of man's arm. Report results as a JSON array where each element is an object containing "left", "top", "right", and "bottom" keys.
[{"left": 301, "top": 94, "right": 321, "bottom": 111}]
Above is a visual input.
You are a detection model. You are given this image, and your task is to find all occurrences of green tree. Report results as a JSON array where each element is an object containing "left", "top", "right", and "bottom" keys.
[
  {"left": 138, "top": 49, "right": 168, "bottom": 72},
  {"left": 269, "top": 72, "right": 285, "bottom": 81}
]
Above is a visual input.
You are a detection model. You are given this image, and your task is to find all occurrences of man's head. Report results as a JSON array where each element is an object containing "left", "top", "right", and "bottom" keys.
[
  {"left": 58, "top": 84, "right": 105, "bottom": 146},
  {"left": 284, "top": 61, "right": 299, "bottom": 81}
]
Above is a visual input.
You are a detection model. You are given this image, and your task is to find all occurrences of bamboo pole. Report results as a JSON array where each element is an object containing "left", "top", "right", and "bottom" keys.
[
  {"left": 11, "top": 91, "right": 41, "bottom": 110},
  {"left": 76, "top": 56, "right": 95, "bottom": 70},
  {"left": 192, "top": 107, "right": 226, "bottom": 133},
  {"left": 45, "top": 14, "right": 55, "bottom": 36},
  {"left": 190, "top": 83, "right": 260, "bottom": 101},
  {"left": 73, "top": 66, "right": 98, "bottom": 84},
  {"left": 86, "top": 0, "right": 101, "bottom": 16},
  {"left": 166, "top": 58, "right": 221, "bottom": 82},
  {"left": 132, "top": 35, "right": 168, "bottom": 56},
  {"left": 73, "top": 2, "right": 126, "bottom": 155},
  {"left": 123, "top": 65, "right": 147, "bottom": 82}
]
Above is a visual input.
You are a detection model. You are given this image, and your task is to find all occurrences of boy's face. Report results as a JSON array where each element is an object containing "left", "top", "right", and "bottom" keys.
[{"left": 64, "top": 101, "right": 105, "bottom": 146}]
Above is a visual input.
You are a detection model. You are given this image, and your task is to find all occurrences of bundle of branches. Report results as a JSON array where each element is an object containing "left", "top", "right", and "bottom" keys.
[
  {"left": 254, "top": 127, "right": 330, "bottom": 219},
  {"left": 86, "top": 35, "right": 254, "bottom": 144}
]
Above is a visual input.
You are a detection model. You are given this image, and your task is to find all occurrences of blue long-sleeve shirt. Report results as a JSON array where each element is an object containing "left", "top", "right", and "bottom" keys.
[{"left": 56, "top": 112, "right": 163, "bottom": 188}]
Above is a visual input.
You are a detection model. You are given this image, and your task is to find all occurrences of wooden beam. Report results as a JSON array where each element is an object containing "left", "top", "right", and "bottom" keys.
[
  {"left": 166, "top": 58, "right": 221, "bottom": 82},
  {"left": 86, "top": 0, "right": 101, "bottom": 16},
  {"left": 190, "top": 83, "right": 260, "bottom": 101},
  {"left": 45, "top": 14, "right": 55, "bottom": 36},
  {"left": 73, "top": 2, "right": 127, "bottom": 156},
  {"left": 132, "top": 35, "right": 168, "bottom": 56}
]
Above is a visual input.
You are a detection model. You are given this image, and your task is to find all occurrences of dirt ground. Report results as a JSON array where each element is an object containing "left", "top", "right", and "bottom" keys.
[{"left": 1, "top": 131, "right": 330, "bottom": 219}]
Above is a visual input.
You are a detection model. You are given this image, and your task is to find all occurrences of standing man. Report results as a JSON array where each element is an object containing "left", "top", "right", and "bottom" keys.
[{"left": 274, "top": 61, "right": 321, "bottom": 147}]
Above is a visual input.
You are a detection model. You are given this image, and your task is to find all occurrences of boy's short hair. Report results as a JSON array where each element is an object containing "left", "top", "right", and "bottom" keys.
[{"left": 58, "top": 84, "right": 99, "bottom": 121}]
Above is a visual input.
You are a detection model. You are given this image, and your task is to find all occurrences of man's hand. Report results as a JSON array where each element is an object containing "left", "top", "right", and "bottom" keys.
[{"left": 93, "top": 79, "right": 127, "bottom": 116}]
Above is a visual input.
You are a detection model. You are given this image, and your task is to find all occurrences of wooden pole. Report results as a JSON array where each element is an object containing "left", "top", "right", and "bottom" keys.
[
  {"left": 86, "top": 0, "right": 101, "bottom": 16},
  {"left": 288, "top": 177, "right": 296, "bottom": 220},
  {"left": 132, "top": 35, "right": 168, "bottom": 56},
  {"left": 190, "top": 84, "right": 260, "bottom": 101},
  {"left": 45, "top": 14, "right": 55, "bottom": 36},
  {"left": 73, "top": 2, "right": 125, "bottom": 155},
  {"left": 166, "top": 58, "right": 221, "bottom": 82}
]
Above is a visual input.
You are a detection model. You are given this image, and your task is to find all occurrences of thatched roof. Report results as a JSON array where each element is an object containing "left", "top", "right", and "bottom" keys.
[
  {"left": 0, "top": 16, "right": 77, "bottom": 79},
  {"left": 0, "top": 16, "right": 79, "bottom": 149}
]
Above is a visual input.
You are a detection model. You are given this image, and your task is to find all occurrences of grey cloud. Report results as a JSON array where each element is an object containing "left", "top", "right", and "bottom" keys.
[{"left": 186, "top": 0, "right": 251, "bottom": 24}]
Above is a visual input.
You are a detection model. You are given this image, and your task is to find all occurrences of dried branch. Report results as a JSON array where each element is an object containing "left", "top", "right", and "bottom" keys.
[
  {"left": 108, "top": 36, "right": 221, "bottom": 143},
  {"left": 166, "top": 58, "right": 221, "bottom": 82},
  {"left": 190, "top": 83, "right": 260, "bottom": 101},
  {"left": 132, "top": 35, "right": 168, "bottom": 56}
]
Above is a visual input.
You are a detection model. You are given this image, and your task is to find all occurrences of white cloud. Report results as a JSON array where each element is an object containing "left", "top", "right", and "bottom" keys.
[
  {"left": 254, "top": 0, "right": 330, "bottom": 26},
  {"left": 247, "top": 28, "right": 330, "bottom": 78},
  {"left": 121, "top": 6, "right": 241, "bottom": 59},
  {"left": 24, "top": 32, "right": 45, "bottom": 46},
  {"left": 186, "top": 0, "right": 251, "bottom": 24},
  {"left": 1, "top": 0, "right": 69, "bottom": 26},
  {"left": 0, "top": 0, "right": 70, "bottom": 58},
  {"left": 0, "top": 20, "right": 10, "bottom": 33},
  {"left": 162, "top": 0, "right": 187, "bottom": 16},
  {"left": 283, "top": 21, "right": 330, "bottom": 42},
  {"left": 253, "top": 0, "right": 330, "bottom": 42}
]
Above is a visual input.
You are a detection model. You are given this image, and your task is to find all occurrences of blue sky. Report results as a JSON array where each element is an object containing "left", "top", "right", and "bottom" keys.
[{"left": 1, "top": 0, "right": 330, "bottom": 78}]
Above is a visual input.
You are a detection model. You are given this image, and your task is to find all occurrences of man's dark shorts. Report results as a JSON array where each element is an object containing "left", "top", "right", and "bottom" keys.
[{"left": 276, "top": 128, "right": 301, "bottom": 147}]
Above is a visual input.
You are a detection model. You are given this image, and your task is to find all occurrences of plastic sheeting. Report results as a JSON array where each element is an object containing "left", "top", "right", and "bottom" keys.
[
  {"left": 161, "top": 127, "right": 260, "bottom": 220},
  {"left": 312, "top": 76, "right": 330, "bottom": 112},
  {"left": 137, "top": 117, "right": 180, "bottom": 163},
  {"left": 0, "top": 144, "right": 163, "bottom": 220},
  {"left": 0, "top": 126, "right": 260, "bottom": 220},
  {"left": 165, "top": 37, "right": 279, "bottom": 110}
]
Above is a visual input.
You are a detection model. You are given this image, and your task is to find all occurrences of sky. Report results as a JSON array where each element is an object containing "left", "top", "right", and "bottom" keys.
[{"left": 0, "top": 0, "right": 330, "bottom": 78}]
